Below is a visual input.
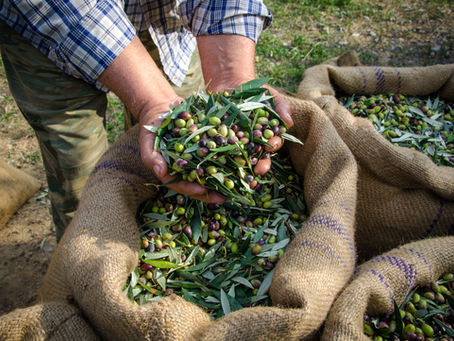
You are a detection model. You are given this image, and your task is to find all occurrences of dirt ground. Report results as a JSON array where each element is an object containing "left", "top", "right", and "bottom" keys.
[
  {"left": 0, "top": 72, "right": 55, "bottom": 315},
  {"left": 0, "top": 2, "right": 453, "bottom": 318}
]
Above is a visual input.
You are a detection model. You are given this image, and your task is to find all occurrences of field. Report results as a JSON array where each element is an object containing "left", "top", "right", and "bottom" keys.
[{"left": 0, "top": 0, "right": 453, "bottom": 316}]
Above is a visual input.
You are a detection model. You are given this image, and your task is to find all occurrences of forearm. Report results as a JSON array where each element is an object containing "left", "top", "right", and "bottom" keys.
[
  {"left": 97, "top": 36, "right": 180, "bottom": 122},
  {"left": 197, "top": 34, "right": 292, "bottom": 128},
  {"left": 197, "top": 34, "right": 256, "bottom": 92}
]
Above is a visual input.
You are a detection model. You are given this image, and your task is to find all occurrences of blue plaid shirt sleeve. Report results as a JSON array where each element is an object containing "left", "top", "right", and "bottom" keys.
[
  {"left": 179, "top": 0, "right": 272, "bottom": 43},
  {"left": 1, "top": 0, "right": 272, "bottom": 89},
  {"left": 0, "top": 0, "right": 136, "bottom": 90}
]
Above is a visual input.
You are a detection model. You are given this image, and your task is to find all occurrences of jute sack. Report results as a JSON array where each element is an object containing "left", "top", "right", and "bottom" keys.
[
  {"left": 297, "top": 54, "right": 454, "bottom": 260},
  {"left": 322, "top": 236, "right": 454, "bottom": 340},
  {"left": 0, "top": 301, "right": 99, "bottom": 340},
  {"left": 35, "top": 93, "right": 359, "bottom": 340},
  {"left": 0, "top": 160, "right": 40, "bottom": 229}
]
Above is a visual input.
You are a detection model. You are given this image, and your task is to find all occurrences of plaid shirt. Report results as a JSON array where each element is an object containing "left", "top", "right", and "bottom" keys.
[{"left": 0, "top": 0, "right": 272, "bottom": 90}]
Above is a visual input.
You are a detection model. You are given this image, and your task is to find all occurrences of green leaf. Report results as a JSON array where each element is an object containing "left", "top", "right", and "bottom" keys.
[
  {"left": 167, "top": 279, "right": 204, "bottom": 289},
  {"left": 232, "top": 276, "right": 254, "bottom": 289},
  {"left": 235, "top": 78, "right": 269, "bottom": 91},
  {"left": 434, "top": 318, "right": 454, "bottom": 337},
  {"left": 277, "top": 222, "right": 287, "bottom": 241},
  {"left": 183, "top": 125, "right": 214, "bottom": 145},
  {"left": 143, "top": 125, "right": 159, "bottom": 133},
  {"left": 143, "top": 249, "right": 170, "bottom": 260},
  {"left": 191, "top": 203, "right": 202, "bottom": 243},
  {"left": 408, "top": 106, "right": 425, "bottom": 117},
  {"left": 257, "top": 269, "right": 275, "bottom": 296},
  {"left": 227, "top": 293, "right": 243, "bottom": 313},
  {"left": 214, "top": 103, "right": 232, "bottom": 119},
  {"left": 220, "top": 289, "right": 231, "bottom": 316},
  {"left": 183, "top": 246, "right": 200, "bottom": 266},
  {"left": 185, "top": 258, "right": 217, "bottom": 272},
  {"left": 443, "top": 292, "right": 454, "bottom": 310},
  {"left": 237, "top": 102, "right": 267, "bottom": 111},
  {"left": 252, "top": 224, "right": 268, "bottom": 243},
  {"left": 205, "top": 296, "right": 220, "bottom": 303},
  {"left": 155, "top": 269, "right": 166, "bottom": 291},
  {"left": 211, "top": 172, "right": 225, "bottom": 184},
  {"left": 393, "top": 299, "right": 404, "bottom": 339},
  {"left": 143, "top": 259, "right": 181, "bottom": 269},
  {"left": 130, "top": 268, "right": 139, "bottom": 288},
  {"left": 211, "top": 144, "right": 239, "bottom": 153},
  {"left": 281, "top": 133, "right": 304, "bottom": 146}
]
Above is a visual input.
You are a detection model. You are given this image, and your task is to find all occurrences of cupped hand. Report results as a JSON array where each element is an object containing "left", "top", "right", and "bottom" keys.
[
  {"left": 139, "top": 98, "right": 225, "bottom": 203},
  {"left": 207, "top": 81, "right": 293, "bottom": 175}
]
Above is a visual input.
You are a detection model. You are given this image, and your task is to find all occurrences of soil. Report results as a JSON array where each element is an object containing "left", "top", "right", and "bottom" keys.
[{"left": 0, "top": 0, "right": 453, "bottom": 319}]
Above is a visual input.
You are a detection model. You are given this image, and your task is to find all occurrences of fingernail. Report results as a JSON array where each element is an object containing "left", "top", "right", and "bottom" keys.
[{"left": 153, "top": 165, "right": 162, "bottom": 177}]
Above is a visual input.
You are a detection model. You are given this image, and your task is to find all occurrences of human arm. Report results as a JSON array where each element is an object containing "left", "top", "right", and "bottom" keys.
[
  {"left": 196, "top": 34, "right": 293, "bottom": 174},
  {"left": 97, "top": 36, "right": 225, "bottom": 203},
  {"left": 179, "top": 0, "right": 293, "bottom": 174}
]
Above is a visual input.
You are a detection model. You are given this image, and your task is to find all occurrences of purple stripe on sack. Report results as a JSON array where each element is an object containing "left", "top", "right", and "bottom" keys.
[
  {"left": 400, "top": 247, "right": 433, "bottom": 281},
  {"left": 370, "top": 255, "right": 417, "bottom": 287},
  {"left": 317, "top": 201, "right": 352, "bottom": 216},
  {"left": 308, "top": 214, "right": 356, "bottom": 257},
  {"left": 393, "top": 68, "right": 402, "bottom": 93},
  {"left": 355, "top": 67, "right": 367, "bottom": 92},
  {"left": 353, "top": 265, "right": 361, "bottom": 276},
  {"left": 423, "top": 201, "right": 444, "bottom": 238},
  {"left": 370, "top": 269, "right": 394, "bottom": 306},
  {"left": 374, "top": 67, "right": 386, "bottom": 93},
  {"left": 107, "top": 144, "right": 140, "bottom": 155},
  {"left": 300, "top": 240, "right": 349, "bottom": 268},
  {"left": 92, "top": 160, "right": 143, "bottom": 178}
]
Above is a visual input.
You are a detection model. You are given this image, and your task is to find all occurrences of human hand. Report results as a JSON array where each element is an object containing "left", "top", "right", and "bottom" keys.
[
  {"left": 196, "top": 34, "right": 293, "bottom": 175},
  {"left": 207, "top": 80, "right": 293, "bottom": 175},
  {"left": 97, "top": 36, "right": 225, "bottom": 203},
  {"left": 139, "top": 98, "right": 225, "bottom": 203}
]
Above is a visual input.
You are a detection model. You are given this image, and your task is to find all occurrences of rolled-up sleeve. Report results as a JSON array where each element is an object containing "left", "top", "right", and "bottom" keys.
[
  {"left": 1, "top": 0, "right": 136, "bottom": 89},
  {"left": 178, "top": 0, "right": 272, "bottom": 43}
]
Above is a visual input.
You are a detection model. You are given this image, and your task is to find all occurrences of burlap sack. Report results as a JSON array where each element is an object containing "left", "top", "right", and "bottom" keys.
[
  {"left": 0, "top": 301, "right": 99, "bottom": 340},
  {"left": 322, "top": 236, "right": 454, "bottom": 340},
  {"left": 31, "top": 89, "right": 359, "bottom": 340},
  {"left": 0, "top": 160, "right": 40, "bottom": 229},
  {"left": 297, "top": 53, "right": 454, "bottom": 260}
]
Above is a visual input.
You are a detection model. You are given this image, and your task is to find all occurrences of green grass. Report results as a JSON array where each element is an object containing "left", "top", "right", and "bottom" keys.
[
  {"left": 106, "top": 95, "right": 125, "bottom": 143},
  {"left": 96, "top": 0, "right": 454, "bottom": 140},
  {"left": 255, "top": 0, "right": 454, "bottom": 92}
]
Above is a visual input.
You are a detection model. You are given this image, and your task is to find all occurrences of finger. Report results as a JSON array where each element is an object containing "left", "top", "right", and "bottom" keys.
[
  {"left": 265, "top": 136, "right": 284, "bottom": 152},
  {"left": 274, "top": 95, "right": 293, "bottom": 128},
  {"left": 140, "top": 122, "right": 168, "bottom": 179},
  {"left": 164, "top": 176, "right": 208, "bottom": 197},
  {"left": 254, "top": 157, "right": 271, "bottom": 175},
  {"left": 264, "top": 85, "right": 293, "bottom": 128},
  {"left": 166, "top": 179, "right": 225, "bottom": 203},
  {"left": 191, "top": 192, "right": 226, "bottom": 204}
]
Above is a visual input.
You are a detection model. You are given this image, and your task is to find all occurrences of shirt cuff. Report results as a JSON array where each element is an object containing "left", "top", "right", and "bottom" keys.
[
  {"left": 50, "top": 0, "right": 136, "bottom": 90},
  {"left": 179, "top": 0, "right": 272, "bottom": 43}
]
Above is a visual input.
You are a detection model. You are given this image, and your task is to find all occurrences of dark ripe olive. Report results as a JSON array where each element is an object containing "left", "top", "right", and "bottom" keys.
[
  {"left": 176, "top": 158, "right": 188, "bottom": 168},
  {"left": 227, "top": 136, "right": 239, "bottom": 144},
  {"left": 214, "top": 135, "right": 226, "bottom": 145},
  {"left": 253, "top": 130, "right": 262, "bottom": 139},
  {"left": 178, "top": 111, "right": 191, "bottom": 120},
  {"left": 197, "top": 147, "right": 209, "bottom": 157},
  {"left": 183, "top": 225, "right": 192, "bottom": 238}
]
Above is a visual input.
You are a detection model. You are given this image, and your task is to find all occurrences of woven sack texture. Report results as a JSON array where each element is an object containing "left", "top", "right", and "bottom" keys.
[
  {"left": 0, "top": 160, "right": 40, "bottom": 229},
  {"left": 297, "top": 53, "right": 454, "bottom": 260},
  {"left": 34, "top": 90, "right": 359, "bottom": 340},
  {"left": 0, "top": 301, "right": 99, "bottom": 340},
  {"left": 322, "top": 236, "right": 454, "bottom": 340}
]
